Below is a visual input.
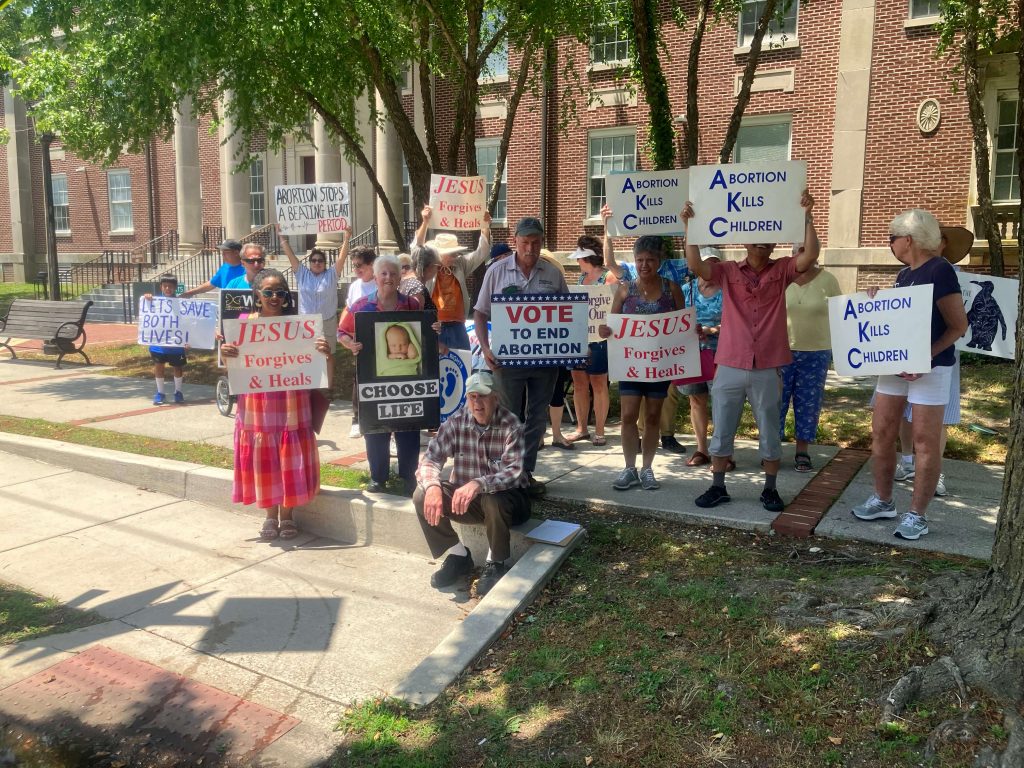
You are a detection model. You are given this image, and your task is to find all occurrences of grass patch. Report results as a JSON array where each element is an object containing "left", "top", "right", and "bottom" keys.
[
  {"left": 0, "top": 281, "right": 37, "bottom": 316},
  {"left": 0, "top": 582, "right": 101, "bottom": 645}
]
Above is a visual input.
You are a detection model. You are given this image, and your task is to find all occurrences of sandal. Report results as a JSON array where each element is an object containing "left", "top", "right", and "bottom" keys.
[
  {"left": 592, "top": 435, "right": 607, "bottom": 446},
  {"left": 686, "top": 450, "right": 710, "bottom": 467},
  {"left": 550, "top": 438, "right": 575, "bottom": 450},
  {"left": 794, "top": 452, "right": 814, "bottom": 473},
  {"left": 259, "top": 519, "right": 279, "bottom": 541},
  {"left": 565, "top": 431, "right": 591, "bottom": 444},
  {"left": 279, "top": 520, "right": 299, "bottom": 539}
]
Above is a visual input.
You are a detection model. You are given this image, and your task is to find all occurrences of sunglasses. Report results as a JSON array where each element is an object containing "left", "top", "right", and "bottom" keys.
[
  {"left": 889, "top": 234, "right": 907, "bottom": 244},
  {"left": 243, "top": 257, "right": 266, "bottom": 264},
  {"left": 401, "top": 265, "right": 412, "bottom": 271},
  {"left": 309, "top": 258, "right": 327, "bottom": 264},
  {"left": 259, "top": 289, "right": 289, "bottom": 299}
]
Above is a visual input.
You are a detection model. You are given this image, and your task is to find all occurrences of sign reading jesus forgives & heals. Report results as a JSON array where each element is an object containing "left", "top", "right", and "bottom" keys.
[
  {"left": 428, "top": 174, "right": 486, "bottom": 231},
  {"left": 222, "top": 315, "right": 328, "bottom": 395},
  {"left": 606, "top": 308, "right": 700, "bottom": 383}
]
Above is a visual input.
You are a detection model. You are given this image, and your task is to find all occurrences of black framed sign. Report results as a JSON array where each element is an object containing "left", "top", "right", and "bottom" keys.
[{"left": 355, "top": 310, "right": 440, "bottom": 433}]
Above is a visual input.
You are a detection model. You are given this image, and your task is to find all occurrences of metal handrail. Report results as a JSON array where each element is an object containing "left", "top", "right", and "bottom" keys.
[
  {"left": 129, "top": 230, "right": 179, "bottom": 266},
  {"left": 58, "top": 250, "right": 142, "bottom": 302}
]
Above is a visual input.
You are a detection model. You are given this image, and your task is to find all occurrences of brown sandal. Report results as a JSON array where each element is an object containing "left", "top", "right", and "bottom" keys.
[
  {"left": 279, "top": 520, "right": 299, "bottom": 540},
  {"left": 565, "top": 431, "right": 591, "bottom": 444},
  {"left": 686, "top": 451, "right": 710, "bottom": 467}
]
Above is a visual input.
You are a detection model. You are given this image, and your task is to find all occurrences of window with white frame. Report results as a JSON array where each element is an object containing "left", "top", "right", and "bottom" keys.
[
  {"left": 590, "top": 0, "right": 629, "bottom": 65},
  {"left": 733, "top": 116, "right": 792, "bottom": 162},
  {"left": 475, "top": 140, "right": 507, "bottom": 221},
  {"left": 909, "top": 0, "right": 940, "bottom": 18},
  {"left": 993, "top": 90, "right": 1020, "bottom": 202},
  {"left": 402, "top": 156, "right": 413, "bottom": 227},
  {"left": 480, "top": 13, "right": 509, "bottom": 79},
  {"left": 52, "top": 174, "right": 70, "bottom": 233},
  {"left": 588, "top": 130, "right": 635, "bottom": 218},
  {"left": 249, "top": 156, "right": 266, "bottom": 228},
  {"left": 107, "top": 169, "right": 133, "bottom": 232},
  {"left": 738, "top": 0, "right": 798, "bottom": 48}
]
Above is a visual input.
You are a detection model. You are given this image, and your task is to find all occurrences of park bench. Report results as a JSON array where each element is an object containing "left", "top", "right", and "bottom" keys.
[{"left": 0, "top": 298, "right": 94, "bottom": 368}]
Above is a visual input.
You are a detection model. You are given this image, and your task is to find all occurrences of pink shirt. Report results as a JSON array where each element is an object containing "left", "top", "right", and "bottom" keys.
[{"left": 710, "top": 255, "right": 800, "bottom": 370}]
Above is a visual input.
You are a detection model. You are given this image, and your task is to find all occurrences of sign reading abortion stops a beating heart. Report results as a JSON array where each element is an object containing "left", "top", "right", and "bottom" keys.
[{"left": 275, "top": 183, "right": 350, "bottom": 235}]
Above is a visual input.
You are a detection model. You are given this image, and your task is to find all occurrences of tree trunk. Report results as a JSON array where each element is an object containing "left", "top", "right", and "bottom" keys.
[
  {"left": 629, "top": 0, "right": 674, "bottom": 170},
  {"left": 684, "top": 0, "right": 711, "bottom": 167},
  {"left": 418, "top": 12, "right": 442, "bottom": 178},
  {"left": 962, "top": 15, "right": 1005, "bottom": 277},
  {"left": 488, "top": 35, "right": 538, "bottom": 215},
  {"left": 720, "top": 0, "right": 779, "bottom": 163}
]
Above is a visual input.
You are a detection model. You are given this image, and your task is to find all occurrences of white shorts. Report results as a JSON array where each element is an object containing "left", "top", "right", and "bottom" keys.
[{"left": 875, "top": 365, "right": 953, "bottom": 407}]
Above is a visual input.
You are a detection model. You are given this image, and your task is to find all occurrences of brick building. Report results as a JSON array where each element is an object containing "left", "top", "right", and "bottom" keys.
[{"left": 1, "top": 0, "right": 1019, "bottom": 290}]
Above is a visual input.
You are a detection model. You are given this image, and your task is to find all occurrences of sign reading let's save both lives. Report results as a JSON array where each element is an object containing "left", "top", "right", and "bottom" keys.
[
  {"left": 137, "top": 296, "right": 218, "bottom": 350},
  {"left": 222, "top": 315, "right": 328, "bottom": 395},
  {"left": 828, "top": 286, "right": 933, "bottom": 376}
]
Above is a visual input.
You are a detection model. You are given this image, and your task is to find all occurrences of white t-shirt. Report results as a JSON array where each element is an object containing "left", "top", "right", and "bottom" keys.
[{"left": 346, "top": 278, "right": 375, "bottom": 308}]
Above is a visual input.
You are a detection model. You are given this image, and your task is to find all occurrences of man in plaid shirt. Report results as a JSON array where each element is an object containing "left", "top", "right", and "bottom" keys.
[{"left": 414, "top": 371, "right": 531, "bottom": 597}]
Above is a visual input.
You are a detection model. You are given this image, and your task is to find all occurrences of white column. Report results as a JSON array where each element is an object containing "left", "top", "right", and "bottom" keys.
[
  {"left": 374, "top": 91, "right": 404, "bottom": 251},
  {"left": 5, "top": 86, "right": 36, "bottom": 281},
  {"left": 314, "top": 114, "right": 344, "bottom": 248},
  {"left": 220, "top": 93, "right": 252, "bottom": 239},
  {"left": 173, "top": 96, "right": 203, "bottom": 252}
]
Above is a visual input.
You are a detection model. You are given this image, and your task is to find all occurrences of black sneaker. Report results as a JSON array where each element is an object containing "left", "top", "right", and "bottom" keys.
[
  {"left": 431, "top": 552, "right": 474, "bottom": 588},
  {"left": 661, "top": 436, "right": 687, "bottom": 454},
  {"left": 526, "top": 474, "right": 546, "bottom": 498},
  {"left": 475, "top": 560, "right": 507, "bottom": 597},
  {"left": 367, "top": 481, "right": 387, "bottom": 493},
  {"left": 760, "top": 488, "right": 785, "bottom": 512},
  {"left": 695, "top": 485, "right": 731, "bottom": 508}
]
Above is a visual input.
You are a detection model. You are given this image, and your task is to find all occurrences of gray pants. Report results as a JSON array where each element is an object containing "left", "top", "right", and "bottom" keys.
[
  {"left": 709, "top": 365, "right": 783, "bottom": 460},
  {"left": 494, "top": 365, "right": 559, "bottom": 473}
]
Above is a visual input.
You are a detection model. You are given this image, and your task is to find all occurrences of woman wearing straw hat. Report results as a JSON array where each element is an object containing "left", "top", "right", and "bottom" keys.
[{"left": 411, "top": 205, "right": 491, "bottom": 351}]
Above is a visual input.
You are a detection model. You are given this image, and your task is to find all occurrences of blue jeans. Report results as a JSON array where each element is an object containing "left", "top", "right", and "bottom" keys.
[{"left": 364, "top": 430, "right": 421, "bottom": 486}]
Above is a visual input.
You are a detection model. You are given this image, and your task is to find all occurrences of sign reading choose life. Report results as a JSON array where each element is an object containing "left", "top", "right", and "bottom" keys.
[
  {"left": 605, "top": 169, "right": 689, "bottom": 236},
  {"left": 606, "top": 309, "right": 700, "bottom": 382},
  {"left": 687, "top": 160, "right": 807, "bottom": 245},
  {"left": 274, "top": 183, "right": 350, "bottom": 236},
  {"left": 222, "top": 315, "right": 328, "bottom": 395},
  {"left": 428, "top": 174, "right": 486, "bottom": 231}
]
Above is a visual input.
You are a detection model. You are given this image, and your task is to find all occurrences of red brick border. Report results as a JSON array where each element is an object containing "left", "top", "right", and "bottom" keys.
[
  {"left": 772, "top": 448, "right": 871, "bottom": 538},
  {"left": 328, "top": 452, "right": 367, "bottom": 467}
]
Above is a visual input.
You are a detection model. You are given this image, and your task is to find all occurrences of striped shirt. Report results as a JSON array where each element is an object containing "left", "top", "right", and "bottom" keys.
[
  {"left": 295, "top": 265, "right": 339, "bottom": 320},
  {"left": 416, "top": 403, "right": 528, "bottom": 494}
]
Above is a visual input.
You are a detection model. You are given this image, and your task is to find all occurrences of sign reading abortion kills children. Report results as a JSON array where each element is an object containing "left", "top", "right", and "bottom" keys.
[
  {"left": 355, "top": 311, "right": 440, "bottom": 433},
  {"left": 137, "top": 296, "right": 217, "bottom": 350},
  {"left": 687, "top": 160, "right": 807, "bottom": 246},
  {"left": 428, "top": 174, "right": 486, "bottom": 231},
  {"left": 606, "top": 308, "right": 700, "bottom": 383},
  {"left": 828, "top": 285, "right": 933, "bottom": 376},
  {"left": 222, "top": 315, "right": 328, "bottom": 395},
  {"left": 605, "top": 169, "right": 689, "bottom": 236},
  {"left": 956, "top": 272, "right": 1018, "bottom": 360},
  {"left": 274, "top": 183, "right": 350, "bottom": 236},
  {"left": 489, "top": 293, "right": 589, "bottom": 367},
  {"left": 571, "top": 284, "right": 617, "bottom": 343}
]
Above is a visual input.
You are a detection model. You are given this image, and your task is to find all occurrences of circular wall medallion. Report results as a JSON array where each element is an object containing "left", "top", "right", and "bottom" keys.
[{"left": 917, "top": 98, "right": 941, "bottom": 133}]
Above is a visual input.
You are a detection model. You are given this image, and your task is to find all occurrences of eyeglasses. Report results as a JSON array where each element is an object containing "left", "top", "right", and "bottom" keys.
[
  {"left": 309, "top": 258, "right": 327, "bottom": 264},
  {"left": 888, "top": 234, "right": 907, "bottom": 245},
  {"left": 401, "top": 265, "right": 412, "bottom": 271},
  {"left": 243, "top": 257, "right": 266, "bottom": 264},
  {"left": 259, "top": 289, "right": 289, "bottom": 299}
]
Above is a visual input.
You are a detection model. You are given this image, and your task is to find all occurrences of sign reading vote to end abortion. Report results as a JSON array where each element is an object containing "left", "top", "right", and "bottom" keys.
[
  {"left": 222, "top": 315, "right": 328, "bottom": 395},
  {"left": 957, "top": 272, "right": 1018, "bottom": 360},
  {"left": 275, "top": 183, "right": 350, "bottom": 235},
  {"left": 828, "top": 285, "right": 933, "bottom": 376},
  {"left": 687, "top": 160, "right": 807, "bottom": 245},
  {"left": 605, "top": 169, "right": 689, "bottom": 236},
  {"left": 137, "top": 296, "right": 217, "bottom": 350},
  {"left": 428, "top": 174, "right": 486, "bottom": 231},
  {"left": 490, "top": 293, "right": 590, "bottom": 367},
  {"left": 606, "top": 308, "right": 700, "bottom": 382}
]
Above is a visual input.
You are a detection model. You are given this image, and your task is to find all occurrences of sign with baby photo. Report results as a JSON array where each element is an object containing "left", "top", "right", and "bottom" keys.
[{"left": 355, "top": 311, "right": 440, "bottom": 433}]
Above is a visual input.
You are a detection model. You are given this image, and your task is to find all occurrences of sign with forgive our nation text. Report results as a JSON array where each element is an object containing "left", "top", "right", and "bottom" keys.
[
  {"left": 605, "top": 169, "right": 689, "bottom": 236},
  {"left": 828, "top": 286, "right": 933, "bottom": 376},
  {"left": 489, "top": 293, "right": 589, "bottom": 367},
  {"left": 137, "top": 296, "right": 217, "bottom": 350},
  {"left": 606, "top": 308, "right": 700, "bottom": 382},
  {"left": 428, "top": 174, "right": 486, "bottom": 231},
  {"left": 571, "top": 284, "right": 617, "bottom": 343},
  {"left": 274, "top": 183, "right": 350, "bottom": 236},
  {"left": 222, "top": 315, "right": 328, "bottom": 395},
  {"left": 687, "top": 160, "right": 807, "bottom": 246}
]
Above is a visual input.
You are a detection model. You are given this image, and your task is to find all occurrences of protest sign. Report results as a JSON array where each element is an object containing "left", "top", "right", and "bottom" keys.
[
  {"left": 355, "top": 311, "right": 440, "bottom": 433},
  {"left": 606, "top": 308, "right": 700, "bottom": 382},
  {"left": 571, "top": 284, "right": 617, "bottom": 343},
  {"left": 137, "top": 296, "right": 217, "bottom": 350},
  {"left": 439, "top": 349, "right": 473, "bottom": 422},
  {"left": 274, "top": 183, "right": 350, "bottom": 236},
  {"left": 489, "top": 293, "right": 589, "bottom": 367},
  {"left": 605, "top": 169, "right": 689, "bottom": 236},
  {"left": 222, "top": 315, "right": 328, "bottom": 395},
  {"left": 828, "top": 285, "right": 933, "bottom": 376},
  {"left": 687, "top": 160, "right": 807, "bottom": 245},
  {"left": 428, "top": 174, "right": 486, "bottom": 231},
  {"left": 957, "top": 272, "right": 1017, "bottom": 360}
]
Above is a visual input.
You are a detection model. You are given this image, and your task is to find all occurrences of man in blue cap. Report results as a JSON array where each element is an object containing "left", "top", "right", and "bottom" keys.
[{"left": 180, "top": 239, "right": 245, "bottom": 297}]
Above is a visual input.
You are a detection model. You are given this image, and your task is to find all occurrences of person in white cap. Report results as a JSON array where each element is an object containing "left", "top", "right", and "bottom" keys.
[
  {"left": 411, "top": 205, "right": 491, "bottom": 350},
  {"left": 414, "top": 371, "right": 531, "bottom": 597}
]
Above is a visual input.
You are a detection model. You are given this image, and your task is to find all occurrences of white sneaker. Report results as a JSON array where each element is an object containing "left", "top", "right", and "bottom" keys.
[
  {"left": 934, "top": 474, "right": 947, "bottom": 497},
  {"left": 894, "top": 461, "right": 915, "bottom": 482},
  {"left": 389, "top": 436, "right": 398, "bottom": 457},
  {"left": 894, "top": 512, "right": 929, "bottom": 540},
  {"left": 348, "top": 423, "right": 361, "bottom": 439},
  {"left": 852, "top": 493, "right": 897, "bottom": 520}
]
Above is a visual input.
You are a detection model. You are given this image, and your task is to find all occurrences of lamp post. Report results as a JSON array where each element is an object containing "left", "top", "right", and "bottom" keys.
[{"left": 40, "top": 132, "right": 61, "bottom": 301}]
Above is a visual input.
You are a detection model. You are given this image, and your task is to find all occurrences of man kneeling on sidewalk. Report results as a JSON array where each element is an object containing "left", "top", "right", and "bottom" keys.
[{"left": 414, "top": 372, "right": 531, "bottom": 597}]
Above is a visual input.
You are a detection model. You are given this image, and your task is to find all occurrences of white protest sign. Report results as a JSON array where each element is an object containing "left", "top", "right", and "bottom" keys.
[
  {"left": 489, "top": 293, "right": 590, "bottom": 367},
  {"left": 828, "top": 285, "right": 933, "bottom": 376},
  {"left": 439, "top": 349, "right": 473, "bottom": 422},
  {"left": 274, "top": 183, "right": 350, "bottom": 236},
  {"left": 606, "top": 308, "right": 700, "bottom": 382},
  {"left": 222, "top": 315, "right": 328, "bottom": 394},
  {"left": 137, "top": 296, "right": 217, "bottom": 350},
  {"left": 687, "top": 160, "right": 807, "bottom": 245},
  {"left": 428, "top": 174, "right": 486, "bottom": 231},
  {"left": 606, "top": 169, "right": 689, "bottom": 236},
  {"left": 957, "top": 272, "right": 1017, "bottom": 360},
  {"left": 570, "top": 284, "right": 617, "bottom": 343}
]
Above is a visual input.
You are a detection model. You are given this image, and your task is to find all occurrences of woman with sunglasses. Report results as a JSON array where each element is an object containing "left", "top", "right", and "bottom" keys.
[
  {"left": 221, "top": 268, "right": 332, "bottom": 541},
  {"left": 279, "top": 224, "right": 351, "bottom": 352}
]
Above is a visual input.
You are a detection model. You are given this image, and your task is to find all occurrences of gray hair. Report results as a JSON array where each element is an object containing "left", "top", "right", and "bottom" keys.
[
  {"left": 633, "top": 235, "right": 670, "bottom": 260},
  {"left": 413, "top": 245, "right": 441, "bottom": 279},
  {"left": 373, "top": 253, "right": 401, "bottom": 276},
  {"left": 240, "top": 242, "right": 266, "bottom": 259},
  {"left": 890, "top": 209, "right": 941, "bottom": 254}
]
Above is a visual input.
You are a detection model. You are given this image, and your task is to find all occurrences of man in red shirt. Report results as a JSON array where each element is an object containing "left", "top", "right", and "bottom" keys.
[{"left": 681, "top": 191, "right": 819, "bottom": 512}]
